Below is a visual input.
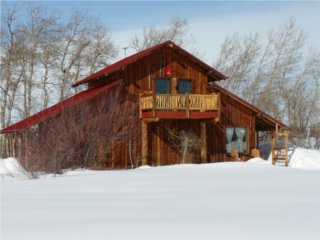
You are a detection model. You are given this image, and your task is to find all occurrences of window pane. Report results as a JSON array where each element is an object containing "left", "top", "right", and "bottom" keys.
[
  {"left": 226, "top": 127, "right": 247, "bottom": 154},
  {"left": 178, "top": 79, "right": 192, "bottom": 93},
  {"left": 156, "top": 78, "right": 170, "bottom": 93}
]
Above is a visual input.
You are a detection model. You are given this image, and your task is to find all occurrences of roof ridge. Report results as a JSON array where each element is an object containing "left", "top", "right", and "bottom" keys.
[
  {"left": 72, "top": 40, "right": 227, "bottom": 88},
  {"left": 71, "top": 41, "right": 172, "bottom": 87}
]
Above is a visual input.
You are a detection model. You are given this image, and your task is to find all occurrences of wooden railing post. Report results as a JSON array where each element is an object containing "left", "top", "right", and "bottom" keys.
[
  {"left": 214, "top": 93, "right": 220, "bottom": 122},
  {"left": 185, "top": 93, "right": 190, "bottom": 118},
  {"left": 152, "top": 92, "right": 156, "bottom": 118}
]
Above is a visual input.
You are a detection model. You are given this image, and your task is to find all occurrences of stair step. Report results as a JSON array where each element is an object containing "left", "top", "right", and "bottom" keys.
[{"left": 273, "top": 157, "right": 287, "bottom": 160}]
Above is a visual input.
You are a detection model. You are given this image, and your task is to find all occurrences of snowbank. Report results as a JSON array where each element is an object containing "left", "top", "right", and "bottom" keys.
[
  {"left": 0, "top": 158, "right": 29, "bottom": 179},
  {"left": 246, "top": 157, "right": 270, "bottom": 165},
  {"left": 2, "top": 147, "right": 319, "bottom": 180},
  {"left": 2, "top": 161, "right": 320, "bottom": 240},
  {"left": 257, "top": 147, "right": 320, "bottom": 171},
  {"left": 136, "top": 165, "right": 153, "bottom": 170},
  {"left": 289, "top": 148, "right": 320, "bottom": 171}
]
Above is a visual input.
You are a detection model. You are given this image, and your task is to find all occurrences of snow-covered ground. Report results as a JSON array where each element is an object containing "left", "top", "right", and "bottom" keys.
[
  {"left": 289, "top": 148, "right": 320, "bottom": 171},
  {"left": 0, "top": 158, "right": 30, "bottom": 179},
  {"left": 266, "top": 147, "right": 320, "bottom": 171},
  {"left": 1, "top": 149, "right": 320, "bottom": 240}
]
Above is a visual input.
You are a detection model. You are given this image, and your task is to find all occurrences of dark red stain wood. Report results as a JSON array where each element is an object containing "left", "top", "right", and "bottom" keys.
[{"left": 141, "top": 111, "right": 219, "bottom": 119}]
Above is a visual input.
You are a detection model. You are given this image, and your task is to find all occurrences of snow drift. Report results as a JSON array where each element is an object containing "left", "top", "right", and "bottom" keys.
[
  {"left": 2, "top": 159, "right": 320, "bottom": 240},
  {"left": 289, "top": 148, "right": 320, "bottom": 171},
  {"left": 247, "top": 157, "right": 270, "bottom": 164},
  {"left": 264, "top": 147, "right": 320, "bottom": 171},
  {"left": 1, "top": 147, "right": 320, "bottom": 179},
  {"left": 0, "top": 157, "right": 29, "bottom": 179}
]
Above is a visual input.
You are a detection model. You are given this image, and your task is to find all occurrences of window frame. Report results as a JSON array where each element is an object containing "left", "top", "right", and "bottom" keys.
[
  {"left": 177, "top": 79, "right": 193, "bottom": 94},
  {"left": 225, "top": 126, "right": 249, "bottom": 155},
  {"left": 155, "top": 77, "right": 171, "bottom": 94}
]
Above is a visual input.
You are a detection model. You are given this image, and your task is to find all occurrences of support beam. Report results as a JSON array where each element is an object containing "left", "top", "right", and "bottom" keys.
[
  {"left": 156, "top": 125, "right": 161, "bottom": 166},
  {"left": 200, "top": 122, "right": 207, "bottom": 163},
  {"left": 271, "top": 133, "right": 276, "bottom": 165},
  {"left": 141, "top": 111, "right": 218, "bottom": 119},
  {"left": 284, "top": 130, "right": 289, "bottom": 167},
  {"left": 143, "top": 118, "right": 159, "bottom": 123},
  {"left": 141, "top": 120, "right": 148, "bottom": 166},
  {"left": 98, "top": 143, "right": 106, "bottom": 169}
]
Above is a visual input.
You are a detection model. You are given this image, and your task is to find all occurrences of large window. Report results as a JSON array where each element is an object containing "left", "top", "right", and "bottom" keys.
[
  {"left": 156, "top": 78, "right": 170, "bottom": 93},
  {"left": 178, "top": 79, "right": 192, "bottom": 93},
  {"left": 226, "top": 127, "right": 247, "bottom": 154}
]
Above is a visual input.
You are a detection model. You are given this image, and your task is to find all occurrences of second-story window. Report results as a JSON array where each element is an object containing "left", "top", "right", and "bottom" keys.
[
  {"left": 156, "top": 78, "right": 170, "bottom": 93},
  {"left": 178, "top": 79, "right": 192, "bottom": 93}
]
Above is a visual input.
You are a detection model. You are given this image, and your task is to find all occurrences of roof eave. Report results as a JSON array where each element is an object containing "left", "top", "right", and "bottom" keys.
[
  {"left": 1, "top": 79, "right": 123, "bottom": 134},
  {"left": 209, "top": 83, "right": 288, "bottom": 129}
]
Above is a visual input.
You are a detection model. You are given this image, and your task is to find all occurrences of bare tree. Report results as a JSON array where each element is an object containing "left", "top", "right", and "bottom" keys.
[
  {"left": 53, "top": 11, "right": 117, "bottom": 100},
  {"left": 22, "top": 84, "right": 140, "bottom": 174},
  {"left": 130, "top": 17, "right": 194, "bottom": 52},
  {"left": 0, "top": 3, "right": 118, "bottom": 158},
  {"left": 54, "top": 11, "right": 91, "bottom": 100},
  {"left": 83, "top": 20, "right": 117, "bottom": 75},
  {"left": 215, "top": 32, "right": 261, "bottom": 96},
  {"left": 19, "top": 5, "right": 59, "bottom": 117},
  {"left": 38, "top": 39, "right": 58, "bottom": 109},
  {"left": 166, "top": 127, "right": 201, "bottom": 164},
  {"left": 0, "top": 4, "right": 28, "bottom": 157},
  {"left": 215, "top": 18, "right": 320, "bottom": 138}
]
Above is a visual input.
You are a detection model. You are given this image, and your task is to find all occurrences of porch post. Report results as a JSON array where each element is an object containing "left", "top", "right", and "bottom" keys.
[
  {"left": 200, "top": 122, "right": 207, "bottom": 163},
  {"left": 271, "top": 132, "right": 276, "bottom": 165},
  {"left": 284, "top": 130, "right": 289, "bottom": 167},
  {"left": 141, "top": 120, "right": 148, "bottom": 165}
]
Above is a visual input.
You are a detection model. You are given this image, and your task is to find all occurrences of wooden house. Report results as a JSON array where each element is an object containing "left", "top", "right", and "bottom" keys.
[{"left": 1, "top": 41, "right": 288, "bottom": 169}]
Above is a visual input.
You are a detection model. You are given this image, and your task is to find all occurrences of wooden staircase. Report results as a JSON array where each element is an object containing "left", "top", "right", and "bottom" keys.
[{"left": 271, "top": 125, "right": 289, "bottom": 166}]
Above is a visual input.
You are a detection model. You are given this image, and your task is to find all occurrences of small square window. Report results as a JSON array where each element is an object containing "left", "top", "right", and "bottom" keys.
[
  {"left": 156, "top": 78, "right": 170, "bottom": 93},
  {"left": 178, "top": 79, "right": 192, "bottom": 93}
]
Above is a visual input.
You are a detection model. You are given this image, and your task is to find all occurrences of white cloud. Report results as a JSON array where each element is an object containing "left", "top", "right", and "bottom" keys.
[
  {"left": 111, "top": 2, "right": 319, "bottom": 66},
  {"left": 190, "top": 2, "right": 320, "bottom": 64}
]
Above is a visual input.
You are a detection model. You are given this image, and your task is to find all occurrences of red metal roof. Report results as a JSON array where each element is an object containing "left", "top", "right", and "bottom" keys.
[
  {"left": 1, "top": 79, "right": 123, "bottom": 134},
  {"left": 72, "top": 40, "right": 228, "bottom": 88},
  {"left": 210, "top": 83, "right": 287, "bottom": 128}
]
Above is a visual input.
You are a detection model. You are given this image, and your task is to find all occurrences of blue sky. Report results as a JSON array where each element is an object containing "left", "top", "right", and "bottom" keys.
[
  {"left": 22, "top": 1, "right": 295, "bottom": 30},
  {"left": 2, "top": 1, "right": 320, "bottom": 63}
]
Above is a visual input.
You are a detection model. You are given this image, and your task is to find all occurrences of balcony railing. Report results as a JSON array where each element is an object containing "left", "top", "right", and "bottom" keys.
[{"left": 140, "top": 92, "right": 220, "bottom": 119}]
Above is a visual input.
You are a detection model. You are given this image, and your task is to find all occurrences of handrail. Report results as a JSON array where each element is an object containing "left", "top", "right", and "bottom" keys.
[{"left": 140, "top": 93, "right": 220, "bottom": 112}]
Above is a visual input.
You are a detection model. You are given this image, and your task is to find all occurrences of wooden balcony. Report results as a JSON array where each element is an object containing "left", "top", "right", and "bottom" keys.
[{"left": 139, "top": 92, "right": 220, "bottom": 120}]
